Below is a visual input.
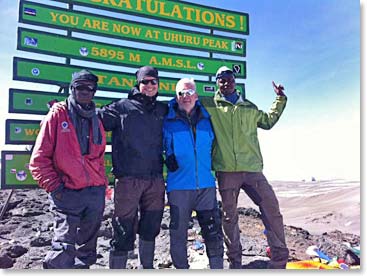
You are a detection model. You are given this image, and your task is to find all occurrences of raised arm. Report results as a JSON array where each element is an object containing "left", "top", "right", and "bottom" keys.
[{"left": 257, "top": 81, "right": 287, "bottom": 130}]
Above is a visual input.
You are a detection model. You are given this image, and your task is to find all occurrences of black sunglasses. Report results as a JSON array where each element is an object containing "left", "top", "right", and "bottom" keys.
[
  {"left": 73, "top": 84, "right": 96, "bottom": 92},
  {"left": 140, "top": 79, "right": 158, "bottom": 85}
]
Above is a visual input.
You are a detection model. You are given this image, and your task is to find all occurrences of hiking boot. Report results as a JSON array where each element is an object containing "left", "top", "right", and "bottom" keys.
[
  {"left": 267, "top": 260, "right": 287, "bottom": 269},
  {"left": 209, "top": 256, "right": 223, "bottom": 269},
  {"left": 229, "top": 260, "right": 242, "bottom": 269},
  {"left": 109, "top": 250, "right": 128, "bottom": 269}
]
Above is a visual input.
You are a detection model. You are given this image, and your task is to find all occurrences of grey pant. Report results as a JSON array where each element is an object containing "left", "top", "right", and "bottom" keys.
[
  {"left": 168, "top": 188, "right": 224, "bottom": 269},
  {"left": 45, "top": 186, "right": 105, "bottom": 269},
  {"left": 217, "top": 172, "right": 289, "bottom": 269}
]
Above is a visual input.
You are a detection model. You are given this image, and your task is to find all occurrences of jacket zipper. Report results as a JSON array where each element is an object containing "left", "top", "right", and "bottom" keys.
[
  {"left": 188, "top": 117, "right": 199, "bottom": 190},
  {"left": 217, "top": 96, "right": 245, "bottom": 171},
  {"left": 176, "top": 115, "right": 199, "bottom": 190},
  {"left": 232, "top": 105, "right": 238, "bottom": 171}
]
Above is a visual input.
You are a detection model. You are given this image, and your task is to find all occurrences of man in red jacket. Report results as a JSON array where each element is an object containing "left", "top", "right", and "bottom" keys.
[{"left": 29, "top": 70, "right": 108, "bottom": 269}]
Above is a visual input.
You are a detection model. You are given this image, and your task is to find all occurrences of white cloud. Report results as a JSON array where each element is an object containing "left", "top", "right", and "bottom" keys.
[{"left": 260, "top": 108, "right": 360, "bottom": 181}]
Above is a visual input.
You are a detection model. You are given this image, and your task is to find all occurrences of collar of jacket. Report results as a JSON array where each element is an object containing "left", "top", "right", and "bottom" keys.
[
  {"left": 215, "top": 90, "right": 250, "bottom": 106},
  {"left": 166, "top": 98, "right": 210, "bottom": 120},
  {"left": 128, "top": 86, "right": 158, "bottom": 105}
]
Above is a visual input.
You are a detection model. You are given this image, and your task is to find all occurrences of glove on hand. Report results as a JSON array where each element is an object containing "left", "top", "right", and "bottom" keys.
[{"left": 165, "top": 154, "right": 179, "bottom": 172}]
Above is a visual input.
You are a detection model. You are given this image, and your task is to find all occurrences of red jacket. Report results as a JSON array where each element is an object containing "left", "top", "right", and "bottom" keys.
[{"left": 29, "top": 102, "right": 108, "bottom": 192}]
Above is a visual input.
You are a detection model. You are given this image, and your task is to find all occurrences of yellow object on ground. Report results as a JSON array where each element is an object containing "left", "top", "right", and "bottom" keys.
[{"left": 286, "top": 260, "right": 337, "bottom": 269}]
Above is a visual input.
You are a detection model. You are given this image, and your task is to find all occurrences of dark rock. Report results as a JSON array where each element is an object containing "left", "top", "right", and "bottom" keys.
[
  {"left": 21, "top": 224, "right": 32, "bottom": 229},
  {"left": 5, "top": 199, "right": 23, "bottom": 211},
  {"left": 161, "top": 223, "right": 169, "bottom": 230},
  {"left": 0, "top": 252, "right": 15, "bottom": 268},
  {"left": 0, "top": 230, "right": 11, "bottom": 235},
  {"left": 6, "top": 245, "right": 28, "bottom": 258},
  {"left": 98, "top": 220, "right": 112, "bottom": 239},
  {"left": 243, "top": 259, "right": 268, "bottom": 269},
  {"left": 30, "top": 236, "right": 51, "bottom": 247},
  {"left": 158, "top": 260, "right": 173, "bottom": 268},
  {"left": 22, "top": 210, "right": 45, "bottom": 217},
  {"left": 238, "top": 207, "right": 261, "bottom": 218},
  {"left": 30, "top": 256, "right": 43, "bottom": 261}
]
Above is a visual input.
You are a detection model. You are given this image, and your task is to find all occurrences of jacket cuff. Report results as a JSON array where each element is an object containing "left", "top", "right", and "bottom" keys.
[{"left": 49, "top": 182, "right": 64, "bottom": 194}]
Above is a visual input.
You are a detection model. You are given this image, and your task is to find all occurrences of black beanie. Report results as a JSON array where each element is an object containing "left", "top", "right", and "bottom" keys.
[
  {"left": 71, "top": 69, "right": 98, "bottom": 86},
  {"left": 135, "top": 66, "right": 159, "bottom": 82}
]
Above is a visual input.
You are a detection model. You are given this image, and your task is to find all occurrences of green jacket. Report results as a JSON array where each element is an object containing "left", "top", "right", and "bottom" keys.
[{"left": 201, "top": 91, "right": 287, "bottom": 172}]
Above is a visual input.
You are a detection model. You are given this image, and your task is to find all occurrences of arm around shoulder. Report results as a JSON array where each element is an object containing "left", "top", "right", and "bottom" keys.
[{"left": 98, "top": 100, "right": 123, "bottom": 131}]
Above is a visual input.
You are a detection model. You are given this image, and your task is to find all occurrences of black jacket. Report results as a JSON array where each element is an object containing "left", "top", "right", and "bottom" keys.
[{"left": 99, "top": 87, "right": 168, "bottom": 178}]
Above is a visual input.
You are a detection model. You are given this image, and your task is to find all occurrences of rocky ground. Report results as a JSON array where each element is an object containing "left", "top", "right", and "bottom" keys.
[{"left": 0, "top": 189, "right": 361, "bottom": 269}]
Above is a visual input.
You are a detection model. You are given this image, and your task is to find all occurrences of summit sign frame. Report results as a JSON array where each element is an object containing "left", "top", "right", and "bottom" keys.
[{"left": 54, "top": 0, "right": 249, "bottom": 34}]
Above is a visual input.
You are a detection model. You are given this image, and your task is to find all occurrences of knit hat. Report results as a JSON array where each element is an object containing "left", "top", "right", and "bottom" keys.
[
  {"left": 71, "top": 69, "right": 98, "bottom": 86},
  {"left": 135, "top": 66, "right": 159, "bottom": 82}
]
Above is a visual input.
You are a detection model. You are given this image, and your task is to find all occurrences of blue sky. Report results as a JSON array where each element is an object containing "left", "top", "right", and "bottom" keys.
[{"left": 0, "top": 0, "right": 362, "bottom": 181}]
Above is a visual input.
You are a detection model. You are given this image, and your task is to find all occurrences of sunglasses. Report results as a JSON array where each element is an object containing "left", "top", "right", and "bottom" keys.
[
  {"left": 140, "top": 79, "right": 158, "bottom": 85},
  {"left": 178, "top": 89, "right": 196, "bottom": 97},
  {"left": 73, "top": 84, "right": 96, "bottom": 92}
]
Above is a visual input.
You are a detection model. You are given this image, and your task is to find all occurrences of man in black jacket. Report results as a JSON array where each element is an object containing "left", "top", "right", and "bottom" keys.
[{"left": 98, "top": 66, "right": 168, "bottom": 269}]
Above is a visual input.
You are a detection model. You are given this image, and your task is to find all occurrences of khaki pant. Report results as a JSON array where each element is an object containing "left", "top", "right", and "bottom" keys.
[
  {"left": 110, "top": 175, "right": 165, "bottom": 267},
  {"left": 114, "top": 176, "right": 165, "bottom": 219},
  {"left": 217, "top": 172, "right": 289, "bottom": 269}
]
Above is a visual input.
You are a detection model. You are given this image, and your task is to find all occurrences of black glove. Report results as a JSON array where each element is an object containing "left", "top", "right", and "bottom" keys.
[{"left": 165, "top": 154, "right": 179, "bottom": 172}]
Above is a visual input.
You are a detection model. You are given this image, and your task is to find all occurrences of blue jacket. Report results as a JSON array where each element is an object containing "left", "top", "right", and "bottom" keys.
[{"left": 163, "top": 98, "right": 216, "bottom": 192}]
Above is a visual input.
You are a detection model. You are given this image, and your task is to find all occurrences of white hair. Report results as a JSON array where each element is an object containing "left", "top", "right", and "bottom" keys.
[{"left": 175, "top": 78, "right": 196, "bottom": 94}]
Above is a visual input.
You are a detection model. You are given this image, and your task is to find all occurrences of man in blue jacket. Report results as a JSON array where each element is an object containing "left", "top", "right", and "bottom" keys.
[{"left": 163, "top": 78, "right": 224, "bottom": 269}]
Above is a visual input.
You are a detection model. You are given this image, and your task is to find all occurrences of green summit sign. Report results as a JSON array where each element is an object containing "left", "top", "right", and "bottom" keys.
[
  {"left": 13, "top": 57, "right": 245, "bottom": 96},
  {"left": 18, "top": 28, "right": 246, "bottom": 77},
  {"left": 20, "top": 1, "right": 246, "bottom": 56},
  {"left": 1, "top": 151, "right": 114, "bottom": 189},
  {"left": 54, "top": 0, "right": 249, "bottom": 34},
  {"left": 6, "top": 119, "right": 41, "bottom": 145},
  {"left": 5, "top": 119, "right": 112, "bottom": 145},
  {"left": 9, "top": 89, "right": 116, "bottom": 115}
]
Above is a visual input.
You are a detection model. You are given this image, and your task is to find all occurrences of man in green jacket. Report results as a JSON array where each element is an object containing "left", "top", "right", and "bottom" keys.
[{"left": 201, "top": 66, "right": 289, "bottom": 269}]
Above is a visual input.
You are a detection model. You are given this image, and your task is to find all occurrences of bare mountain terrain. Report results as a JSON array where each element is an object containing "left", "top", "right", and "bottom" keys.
[{"left": 0, "top": 182, "right": 360, "bottom": 269}]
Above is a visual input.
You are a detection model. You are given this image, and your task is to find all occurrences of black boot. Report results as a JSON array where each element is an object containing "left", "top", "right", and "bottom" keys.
[
  {"left": 109, "top": 250, "right": 128, "bottom": 269},
  {"left": 209, "top": 256, "right": 223, "bottom": 269}
]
